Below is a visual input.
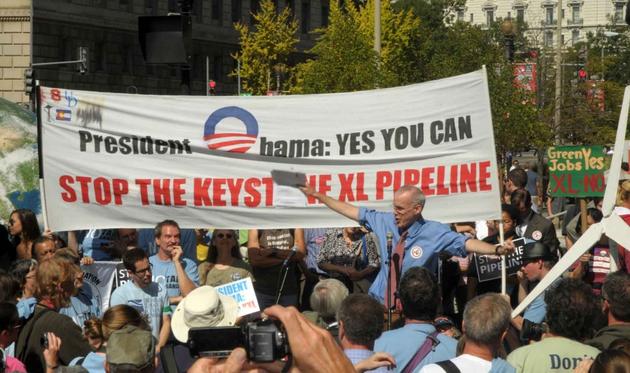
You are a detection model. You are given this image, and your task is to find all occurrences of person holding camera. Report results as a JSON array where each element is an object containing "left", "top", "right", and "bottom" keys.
[
  {"left": 510, "top": 242, "right": 558, "bottom": 342},
  {"left": 14, "top": 257, "right": 92, "bottom": 373},
  {"left": 507, "top": 278, "right": 600, "bottom": 372}
]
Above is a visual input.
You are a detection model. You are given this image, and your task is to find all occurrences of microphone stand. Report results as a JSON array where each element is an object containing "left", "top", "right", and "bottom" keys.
[
  {"left": 275, "top": 247, "right": 297, "bottom": 305},
  {"left": 386, "top": 232, "right": 393, "bottom": 330}
]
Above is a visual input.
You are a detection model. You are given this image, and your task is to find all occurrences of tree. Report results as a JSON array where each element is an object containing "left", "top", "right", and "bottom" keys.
[
  {"left": 232, "top": 0, "right": 298, "bottom": 95},
  {"left": 291, "top": 1, "right": 378, "bottom": 94}
]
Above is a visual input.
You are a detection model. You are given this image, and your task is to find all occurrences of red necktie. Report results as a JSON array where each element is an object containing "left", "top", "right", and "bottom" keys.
[{"left": 386, "top": 231, "right": 407, "bottom": 311}]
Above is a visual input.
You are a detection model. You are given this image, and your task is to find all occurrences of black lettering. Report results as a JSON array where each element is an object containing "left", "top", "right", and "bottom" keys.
[
  {"left": 430, "top": 121, "right": 444, "bottom": 144},
  {"left": 380, "top": 128, "right": 394, "bottom": 151},
  {"left": 361, "top": 131, "right": 375, "bottom": 153},
  {"left": 311, "top": 139, "right": 324, "bottom": 156},
  {"left": 395, "top": 127, "right": 408, "bottom": 149},
  {"left": 410, "top": 123, "right": 424, "bottom": 148},
  {"left": 104, "top": 136, "right": 117, "bottom": 153},
  {"left": 337, "top": 133, "right": 349, "bottom": 156},
  {"left": 155, "top": 139, "right": 168, "bottom": 154},
  {"left": 458, "top": 116, "right": 472, "bottom": 139},
  {"left": 79, "top": 130, "right": 92, "bottom": 152},
  {"left": 289, "top": 139, "right": 309, "bottom": 157},
  {"left": 349, "top": 132, "right": 361, "bottom": 154},
  {"left": 119, "top": 137, "right": 131, "bottom": 154},
  {"left": 260, "top": 137, "right": 273, "bottom": 156},
  {"left": 274, "top": 141, "right": 287, "bottom": 157},
  {"left": 93, "top": 134, "right": 104, "bottom": 152},
  {"left": 444, "top": 118, "right": 458, "bottom": 142},
  {"left": 550, "top": 354, "right": 560, "bottom": 369}
]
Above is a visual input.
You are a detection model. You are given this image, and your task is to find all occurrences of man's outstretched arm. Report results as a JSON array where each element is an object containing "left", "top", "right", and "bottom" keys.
[{"left": 300, "top": 184, "right": 360, "bottom": 222}]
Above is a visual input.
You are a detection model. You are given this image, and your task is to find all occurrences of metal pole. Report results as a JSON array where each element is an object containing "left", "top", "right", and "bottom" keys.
[
  {"left": 553, "top": 0, "right": 563, "bottom": 142},
  {"left": 601, "top": 44, "right": 605, "bottom": 81},
  {"left": 206, "top": 56, "right": 209, "bottom": 96},
  {"left": 374, "top": 0, "right": 381, "bottom": 55}
]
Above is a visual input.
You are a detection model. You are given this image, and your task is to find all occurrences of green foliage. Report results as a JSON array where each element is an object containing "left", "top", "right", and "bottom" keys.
[
  {"left": 232, "top": 0, "right": 298, "bottom": 95},
  {"left": 292, "top": 1, "right": 378, "bottom": 93}
]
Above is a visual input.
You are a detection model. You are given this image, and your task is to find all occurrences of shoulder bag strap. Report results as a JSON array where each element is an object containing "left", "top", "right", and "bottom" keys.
[
  {"left": 435, "top": 360, "right": 461, "bottom": 373},
  {"left": 401, "top": 331, "right": 441, "bottom": 373}
]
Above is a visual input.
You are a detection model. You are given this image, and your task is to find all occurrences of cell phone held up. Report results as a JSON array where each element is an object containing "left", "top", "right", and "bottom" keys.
[{"left": 187, "top": 319, "right": 289, "bottom": 363}]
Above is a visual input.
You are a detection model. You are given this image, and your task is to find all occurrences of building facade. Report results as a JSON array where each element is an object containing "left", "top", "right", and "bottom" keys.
[
  {"left": 0, "top": 0, "right": 31, "bottom": 105},
  {"left": 460, "top": 0, "right": 628, "bottom": 47},
  {"left": 1, "top": 0, "right": 328, "bottom": 105}
]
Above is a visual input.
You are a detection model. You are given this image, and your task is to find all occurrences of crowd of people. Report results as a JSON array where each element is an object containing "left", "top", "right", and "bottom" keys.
[{"left": 0, "top": 172, "right": 629, "bottom": 373}]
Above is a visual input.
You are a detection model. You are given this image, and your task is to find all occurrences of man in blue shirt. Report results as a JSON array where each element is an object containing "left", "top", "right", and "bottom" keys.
[
  {"left": 149, "top": 220, "right": 199, "bottom": 307},
  {"left": 111, "top": 248, "right": 171, "bottom": 350},
  {"left": 300, "top": 184, "right": 513, "bottom": 305},
  {"left": 338, "top": 294, "right": 391, "bottom": 372},
  {"left": 375, "top": 267, "right": 457, "bottom": 371}
]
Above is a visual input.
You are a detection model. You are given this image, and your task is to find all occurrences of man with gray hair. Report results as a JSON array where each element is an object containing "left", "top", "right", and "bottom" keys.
[
  {"left": 300, "top": 184, "right": 514, "bottom": 310},
  {"left": 420, "top": 293, "right": 515, "bottom": 372},
  {"left": 304, "top": 278, "right": 349, "bottom": 338}
]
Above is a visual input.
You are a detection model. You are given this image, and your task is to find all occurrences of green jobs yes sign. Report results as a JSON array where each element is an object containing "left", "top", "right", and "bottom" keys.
[{"left": 547, "top": 145, "right": 609, "bottom": 197}]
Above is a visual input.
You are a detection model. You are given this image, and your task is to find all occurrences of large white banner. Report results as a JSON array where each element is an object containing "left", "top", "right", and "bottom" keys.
[{"left": 41, "top": 69, "right": 502, "bottom": 231}]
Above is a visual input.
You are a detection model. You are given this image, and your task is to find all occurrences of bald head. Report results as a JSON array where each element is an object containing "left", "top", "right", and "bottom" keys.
[{"left": 393, "top": 185, "right": 425, "bottom": 229}]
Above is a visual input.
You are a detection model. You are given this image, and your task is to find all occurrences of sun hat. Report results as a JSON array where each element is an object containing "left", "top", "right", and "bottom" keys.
[{"left": 171, "top": 285, "right": 239, "bottom": 343}]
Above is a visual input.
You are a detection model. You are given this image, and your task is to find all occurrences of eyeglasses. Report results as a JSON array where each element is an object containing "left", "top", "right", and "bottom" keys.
[
  {"left": 133, "top": 263, "right": 153, "bottom": 275},
  {"left": 216, "top": 233, "right": 234, "bottom": 239}
]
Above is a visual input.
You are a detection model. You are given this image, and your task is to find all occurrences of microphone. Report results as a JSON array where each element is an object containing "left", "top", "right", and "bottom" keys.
[
  {"left": 282, "top": 246, "right": 298, "bottom": 267},
  {"left": 386, "top": 231, "right": 393, "bottom": 254}
]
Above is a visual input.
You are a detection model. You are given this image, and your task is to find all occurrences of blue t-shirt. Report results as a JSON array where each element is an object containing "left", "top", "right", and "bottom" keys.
[
  {"left": 59, "top": 286, "right": 101, "bottom": 327},
  {"left": 149, "top": 254, "right": 199, "bottom": 299},
  {"left": 523, "top": 278, "right": 561, "bottom": 324},
  {"left": 138, "top": 228, "right": 197, "bottom": 262},
  {"left": 77, "top": 229, "right": 116, "bottom": 260},
  {"left": 375, "top": 323, "right": 457, "bottom": 371},
  {"left": 359, "top": 208, "right": 468, "bottom": 303},
  {"left": 304, "top": 228, "right": 329, "bottom": 275},
  {"left": 110, "top": 280, "right": 171, "bottom": 340}
]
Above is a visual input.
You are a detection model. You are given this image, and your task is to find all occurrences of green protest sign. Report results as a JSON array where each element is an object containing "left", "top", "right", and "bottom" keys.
[{"left": 547, "top": 145, "right": 609, "bottom": 197}]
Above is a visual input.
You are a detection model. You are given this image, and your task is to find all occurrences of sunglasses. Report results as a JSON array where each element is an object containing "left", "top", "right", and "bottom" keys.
[
  {"left": 216, "top": 233, "right": 234, "bottom": 239},
  {"left": 133, "top": 263, "right": 153, "bottom": 275}
]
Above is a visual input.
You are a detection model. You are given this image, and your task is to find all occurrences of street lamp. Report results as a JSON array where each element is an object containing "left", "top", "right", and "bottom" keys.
[
  {"left": 601, "top": 31, "right": 619, "bottom": 80},
  {"left": 500, "top": 18, "right": 516, "bottom": 62}
]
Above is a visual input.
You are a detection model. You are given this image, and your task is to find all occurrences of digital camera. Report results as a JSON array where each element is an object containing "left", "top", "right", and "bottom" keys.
[{"left": 188, "top": 319, "right": 289, "bottom": 363}]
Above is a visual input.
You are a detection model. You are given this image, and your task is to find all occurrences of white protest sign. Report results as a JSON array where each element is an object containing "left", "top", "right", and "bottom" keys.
[
  {"left": 81, "top": 261, "right": 118, "bottom": 313},
  {"left": 40, "top": 69, "right": 501, "bottom": 231},
  {"left": 216, "top": 277, "right": 260, "bottom": 317}
]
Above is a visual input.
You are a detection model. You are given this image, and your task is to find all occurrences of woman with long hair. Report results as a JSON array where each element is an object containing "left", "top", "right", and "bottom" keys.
[
  {"left": 8, "top": 209, "right": 40, "bottom": 260},
  {"left": 197, "top": 229, "right": 252, "bottom": 287}
]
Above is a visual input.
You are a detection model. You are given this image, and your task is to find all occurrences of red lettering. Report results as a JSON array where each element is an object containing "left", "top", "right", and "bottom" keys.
[
  {"left": 551, "top": 174, "right": 566, "bottom": 193},
  {"left": 479, "top": 161, "right": 491, "bottom": 191},
  {"left": 435, "top": 166, "right": 449, "bottom": 195},
  {"left": 59, "top": 175, "right": 77, "bottom": 202},
  {"left": 262, "top": 177, "right": 274, "bottom": 206},
  {"left": 112, "top": 179, "right": 128, "bottom": 205},
  {"left": 75, "top": 176, "right": 92, "bottom": 203},
  {"left": 338, "top": 173, "right": 355, "bottom": 201},
  {"left": 153, "top": 179, "right": 171, "bottom": 205},
  {"left": 449, "top": 165, "right": 459, "bottom": 193},
  {"left": 403, "top": 169, "right": 420, "bottom": 187},
  {"left": 459, "top": 163, "right": 477, "bottom": 192},
  {"left": 227, "top": 178, "right": 244, "bottom": 206},
  {"left": 392, "top": 170, "right": 402, "bottom": 193},
  {"left": 567, "top": 174, "right": 578, "bottom": 194},
  {"left": 135, "top": 179, "right": 151, "bottom": 206},
  {"left": 421, "top": 167, "right": 435, "bottom": 196},
  {"left": 244, "top": 178, "right": 261, "bottom": 207},
  {"left": 213, "top": 178, "right": 227, "bottom": 206},
  {"left": 318, "top": 175, "right": 332, "bottom": 200},
  {"left": 356, "top": 172, "right": 368, "bottom": 201},
  {"left": 306, "top": 175, "right": 318, "bottom": 204},
  {"left": 376, "top": 171, "right": 392, "bottom": 200},
  {"left": 93, "top": 177, "right": 112, "bottom": 205},
  {"left": 173, "top": 178, "right": 187, "bottom": 206},
  {"left": 194, "top": 178, "right": 212, "bottom": 206}
]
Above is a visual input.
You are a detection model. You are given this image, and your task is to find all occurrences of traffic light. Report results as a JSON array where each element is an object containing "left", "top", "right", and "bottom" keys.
[
  {"left": 24, "top": 68, "right": 35, "bottom": 96},
  {"left": 208, "top": 80, "right": 216, "bottom": 96}
]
